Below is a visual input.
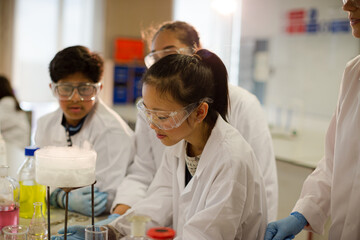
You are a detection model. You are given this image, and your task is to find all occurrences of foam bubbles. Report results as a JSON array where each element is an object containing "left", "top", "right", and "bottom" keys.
[{"left": 35, "top": 146, "right": 97, "bottom": 187}]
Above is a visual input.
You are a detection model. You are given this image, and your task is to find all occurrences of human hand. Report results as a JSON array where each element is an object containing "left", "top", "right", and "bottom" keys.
[
  {"left": 59, "top": 186, "right": 108, "bottom": 216},
  {"left": 95, "top": 214, "right": 120, "bottom": 226},
  {"left": 51, "top": 225, "right": 86, "bottom": 240},
  {"left": 264, "top": 212, "right": 308, "bottom": 240},
  {"left": 113, "top": 204, "right": 131, "bottom": 215}
]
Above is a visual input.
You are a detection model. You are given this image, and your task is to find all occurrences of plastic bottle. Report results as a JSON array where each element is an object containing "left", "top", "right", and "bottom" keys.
[
  {"left": 0, "top": 133, "right": 20, "bottom": 231},
  {"left": 120, "top": 215, "right": 151, "bottom": 240},
  {"left": 18, "top": 146, "right": 46, "bottom": 218},
  {"left": 147, "top": 227, "right": 176, "bottom": 240},
  {"left": 28, "top": 202, "right": 48, "bottom": 240}
]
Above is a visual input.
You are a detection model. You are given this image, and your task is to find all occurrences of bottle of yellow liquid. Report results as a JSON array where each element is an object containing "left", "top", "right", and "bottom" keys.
[{"left": 17, "top": 146, "right": 46, "bottom": 218}]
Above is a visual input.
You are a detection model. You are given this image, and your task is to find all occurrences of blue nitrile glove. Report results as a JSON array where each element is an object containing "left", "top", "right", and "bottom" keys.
[
  {"left": 51, "top": 225, "right": 86, "bottom": 240},
  {"left": 57, "top": 186, "right": 108, "bottom": 216},
  {"left": 264, "top": 212, "right": 308, "bottom": 240},
  {"left": 95, "top": 214, "right": 120, "bottom": 226}
]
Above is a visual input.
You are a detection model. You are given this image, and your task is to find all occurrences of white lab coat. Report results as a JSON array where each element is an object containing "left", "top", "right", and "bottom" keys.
[
  {"left": 293, "top": 55, "right": 360, "bottom": 239},
  {"left": 35, "top": 99, "right": 135, "bottom": 211},
  {"left": 0, "top": 96, "right": 30, "bottom": 148},
  {"left": 110, "top": 116, "right": 267, "bottom": 240},
  {"left": 113, "top": 84, "right": 278, "bottom": 221}
]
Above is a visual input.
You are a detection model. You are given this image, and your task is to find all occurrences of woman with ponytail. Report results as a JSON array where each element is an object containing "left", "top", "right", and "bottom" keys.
[
  {"left": 56, "top": 50, "right": 267, "bottom": 240},
  {"left": 105, "top": 49, "right": 268, "bottom": 239},
  {"left": 112, "top": 21, "right": 277, "bottom": 223}
]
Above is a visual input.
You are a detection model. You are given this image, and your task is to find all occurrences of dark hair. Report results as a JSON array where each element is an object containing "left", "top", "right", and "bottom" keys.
[
  {"left": 142, "top": 49, "right": 229, "bottom": 125},
  {"left": 0, "top": 75, "right": 21, "bottom": 111},
  {"left": 142, "top": 21, "right": 200, "bottom": 52},
  {"left": 49, "top": 45, "right": 104, "bottom": 83}
]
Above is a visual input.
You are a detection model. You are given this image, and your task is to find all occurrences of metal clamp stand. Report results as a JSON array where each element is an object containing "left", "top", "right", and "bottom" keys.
[{"left": 47, "top": 181, "right": 97, "bottom": 240}]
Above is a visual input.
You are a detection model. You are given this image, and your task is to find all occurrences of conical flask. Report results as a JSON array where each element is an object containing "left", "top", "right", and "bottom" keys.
[
  {"left": 0, "top": 133, "right": 20, "bottom": 231},
  {"left": 28, "top": 202, "right": 48, "bottom": 240}
]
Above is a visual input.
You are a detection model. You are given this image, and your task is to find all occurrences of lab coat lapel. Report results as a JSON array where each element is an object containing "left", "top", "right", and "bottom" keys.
[
  {"left": 174, "top": 140, "right": 186, "bottom": 192},
  {"left": 179, "top": 117, "right": 227, "bottom": 197},
  {"left": 193, "top": 116, "right": 226, "bottom": 178}
]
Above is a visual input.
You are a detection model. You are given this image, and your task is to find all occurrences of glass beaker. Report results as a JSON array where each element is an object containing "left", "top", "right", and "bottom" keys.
[
  {"left": 2, "top": 225, "right": 29, "bottom": 240},
  {"left": 28, "top": 202, "right": 48, "bottom": 240},
  {"left": 85, "top": 226, "right": 108, "bottom": 240}
]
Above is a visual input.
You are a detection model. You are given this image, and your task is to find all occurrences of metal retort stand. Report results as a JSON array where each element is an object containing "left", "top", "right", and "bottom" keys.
[{"left": 47, "top": 181, "right": 97, "bottom": 240}]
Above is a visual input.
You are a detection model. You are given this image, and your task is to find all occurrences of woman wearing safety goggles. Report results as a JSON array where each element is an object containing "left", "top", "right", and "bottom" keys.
[
  {"left": 111, "top": 21, "right": 278, "bottom": 223},
  {"left": 102, "top": 49, "right": 268, "bottom": 239}
]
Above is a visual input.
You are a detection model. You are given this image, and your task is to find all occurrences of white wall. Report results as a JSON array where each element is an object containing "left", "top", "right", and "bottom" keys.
[{"left": 240, "top": 0, "right": 359, "bottom": 130}]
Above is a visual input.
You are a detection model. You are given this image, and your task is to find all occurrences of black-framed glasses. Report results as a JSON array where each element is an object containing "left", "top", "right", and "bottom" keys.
[{"left": 51, "top": 82, "right": 101, "bottom": 101}]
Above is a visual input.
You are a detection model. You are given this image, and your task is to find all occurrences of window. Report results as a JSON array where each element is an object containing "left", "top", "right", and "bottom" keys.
[
  {"left": 173, "top": 0, "right": 242, "bottom": 86},
  {"left": 12, "top": 0, "right": 104, "bottom": 142}
]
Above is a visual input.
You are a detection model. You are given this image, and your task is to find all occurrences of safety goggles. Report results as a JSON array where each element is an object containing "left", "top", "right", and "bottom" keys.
[
  {"left": 343, "top": 0, "right": 360, "bottom": 8},
  {"left": 136, "top": 98, "right": 212, "bottom": 130},
  {"left": 144, "top": 47, "right": 194, "bottom": 68},
  {"left": 51, "top": 82, "right": 101, "bottom": 101}
]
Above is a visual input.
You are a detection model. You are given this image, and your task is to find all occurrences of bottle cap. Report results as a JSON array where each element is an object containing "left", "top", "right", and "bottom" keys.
[
  {"left": 147, "top": 227, "right": 176, "bottom": 239},
  {"left": 25, "top": 146, "right": 40, "bottom": 156}
]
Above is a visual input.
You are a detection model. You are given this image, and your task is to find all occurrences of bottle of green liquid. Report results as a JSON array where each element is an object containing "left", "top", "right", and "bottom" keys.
[{"left": 17, "top": 146, "right": 46, "bottom": 218}]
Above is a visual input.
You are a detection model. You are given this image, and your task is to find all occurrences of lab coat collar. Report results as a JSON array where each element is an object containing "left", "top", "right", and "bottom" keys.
[{"left": 172, "top": 116, "right": 228, "bottom": 189}]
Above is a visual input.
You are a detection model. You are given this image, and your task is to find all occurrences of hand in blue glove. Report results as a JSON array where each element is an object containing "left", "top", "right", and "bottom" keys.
[
  {"left": 51, "top": 225, "right": 86, "bottom": 240},
  {"left": 95, "top": 214, "right": 120, "bottom": 226},
  {"left": 58, "top": 186, "right": 108, "bottom": 216},
  {"left": 264, "top": 212, "right": 308, "bottom": 240}
]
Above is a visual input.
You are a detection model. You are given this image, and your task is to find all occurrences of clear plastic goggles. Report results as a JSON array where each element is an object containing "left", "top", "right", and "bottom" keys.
[
  {"left": 144, "top": 47, "right": 194, "bottom": 68},
  {"left": 51, "top": 82, "right": 101, "bottom": 101},
  {"left": 343, "top": 0, "right": 360, "bottom": 7},
  {"left": 136, "top": 98, "right": 212, "bottom": 130}
]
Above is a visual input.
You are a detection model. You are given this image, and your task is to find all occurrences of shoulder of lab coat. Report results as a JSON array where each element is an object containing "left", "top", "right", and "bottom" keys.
[
  {"left": 228, "top": 84, "right": 278, "bottom": 222},
  {"left": 0, "top": 96, "right": 30, "bottom": 148},
  {"left": 293, "top": 55, "right": 360, "bottom": 236},
  {"left": 111, "top": 113, "right": 165, "bottom": 210},
  {"left": 35, "top": 99, "right": 135, "bottom": 211},
  {"left": 110, "top": 116, "right": 267, "bottom": 239}
]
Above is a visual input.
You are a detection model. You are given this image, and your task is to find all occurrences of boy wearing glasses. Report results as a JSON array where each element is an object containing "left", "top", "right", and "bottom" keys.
[{"left": 35, "top": 45, "right": 135, "bottom": 217}]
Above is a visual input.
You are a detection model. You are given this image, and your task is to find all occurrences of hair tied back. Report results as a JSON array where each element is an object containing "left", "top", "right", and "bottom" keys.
[{"left": 193, "top": 53, "right": 202, "bottom": 61}]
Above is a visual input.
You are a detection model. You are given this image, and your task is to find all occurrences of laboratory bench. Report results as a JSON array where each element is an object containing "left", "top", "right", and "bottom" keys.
[{"left": 19, "top": 208, "right": 107, "bottom": 236}]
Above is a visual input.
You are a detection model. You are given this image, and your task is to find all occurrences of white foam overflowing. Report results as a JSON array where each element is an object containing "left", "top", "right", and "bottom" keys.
[{"left": 35, "top": 146, "right": 97, "bottom": 187}]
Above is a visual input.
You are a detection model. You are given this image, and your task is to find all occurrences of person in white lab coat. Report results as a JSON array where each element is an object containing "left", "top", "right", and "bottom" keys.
[
  {"left": 35, "top": 46, "right": 134, "bottom": 216},
  {"left": 264, "top": 1, "right": 360, "bottom": 240},
  {"left": 0, "top": 75, "right": 30, "bottom": 149},
  {"left": 53, "top": 49, "right": 267, "bottom": 240},
  {"left": 112, "top": 20, "right": 278, "bottom": 222}
]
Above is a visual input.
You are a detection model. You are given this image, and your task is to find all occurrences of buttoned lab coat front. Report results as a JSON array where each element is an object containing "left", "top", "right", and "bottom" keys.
[
  {"left": 110, "top": 116, "right": 268, "bottom": 240},
  {"left": 293, "top": 55, "right": 360, "bottom": 239},
  {"left": 0, "top": 96, "right": 30, "bottom": 148},
  {"left": 35, "top": 99, "right": 135, "bottom": 211},
  {"left": 113, "top": 84, "right": 278, "bottom": 221}
]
